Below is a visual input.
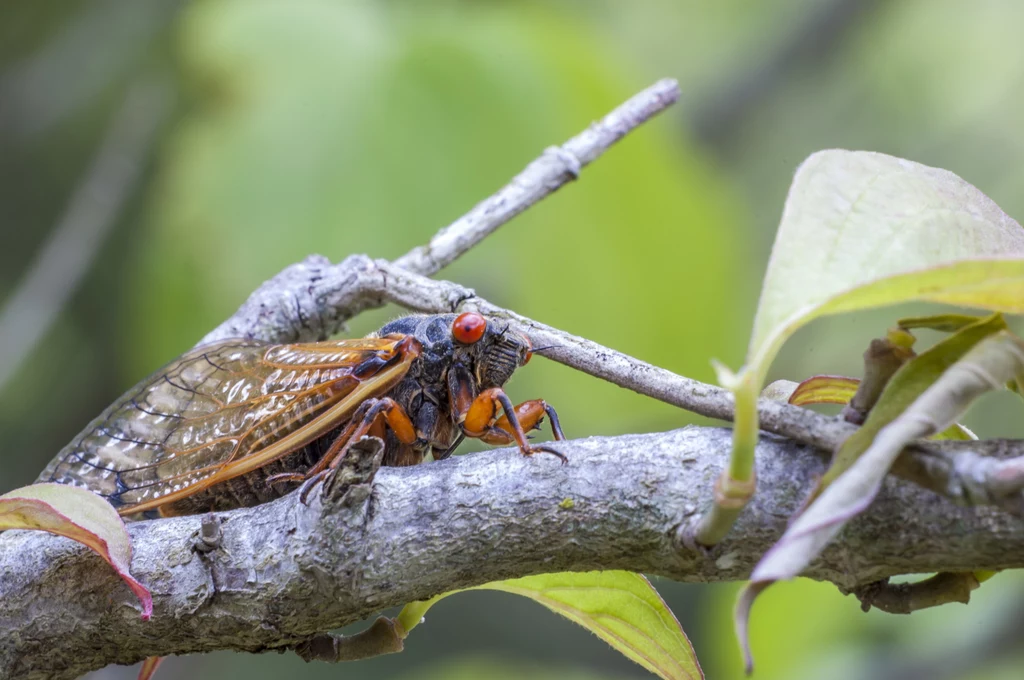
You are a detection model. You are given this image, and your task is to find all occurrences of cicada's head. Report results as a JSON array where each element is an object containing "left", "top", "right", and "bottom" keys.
[
  {"left": 377, "top": 312, "right": 533, "bottom": 389},
  {"left": 449, "top": 312, "right": 532, "bottom": 388}
]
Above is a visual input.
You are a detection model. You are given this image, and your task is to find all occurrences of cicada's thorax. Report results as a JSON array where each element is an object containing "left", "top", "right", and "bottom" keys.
[
  {"left": 375, "top": 313, "right": 529, "bottom": 467},
  {"left": 376, "top": 315, "right": 458, "bottom": 467}
]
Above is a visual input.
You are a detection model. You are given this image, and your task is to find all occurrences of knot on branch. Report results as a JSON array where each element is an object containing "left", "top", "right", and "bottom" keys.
[
  {"left": 293, "top": 616, "right": 405, "bottom": 663},
  {"left": 851, "top": 573, "right": 979, "bottom": 614}
]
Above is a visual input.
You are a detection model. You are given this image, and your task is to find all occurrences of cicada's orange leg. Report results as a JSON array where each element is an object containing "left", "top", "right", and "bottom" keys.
[
  {"left": 494, "top": 400, "right": 566, "bottom": 442},
  {"left": 456, "top": 386, "right": 566, "bottom": 463},
  {"left": 326, "top": 397, "right": 417, "bottom": 469},
  {"left": 267, "top": 397, "right": 418, "bottom": 502},
  {"left": 265, "top": 399, "right": 376, "bottom": 491},
  {"left": 294, "top": 397, "right": 418, "bottom": 503}
]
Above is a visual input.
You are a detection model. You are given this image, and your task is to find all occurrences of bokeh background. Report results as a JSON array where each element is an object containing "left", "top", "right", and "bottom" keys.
[{"left": 3, "top": 1, "right": 1024, "bottom": 679}]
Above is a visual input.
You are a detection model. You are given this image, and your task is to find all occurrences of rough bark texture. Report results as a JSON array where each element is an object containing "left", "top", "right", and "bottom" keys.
[{"left": 2, "top": 427, "right": 1020, "bottom": 679}]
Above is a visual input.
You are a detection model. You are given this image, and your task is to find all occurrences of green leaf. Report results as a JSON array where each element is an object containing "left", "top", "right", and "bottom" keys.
[
  {"left": 748, "top": 151, "right": 1024, "bottom": 371},
  {"left": 723, "top": 150, "right": 1024, "bottom": 512},
  {"left": 397, "top": 571, "right": 701, "bottom": 680},
  {"left": 0, "top": 483, "right": 152, "bottom": 619}
]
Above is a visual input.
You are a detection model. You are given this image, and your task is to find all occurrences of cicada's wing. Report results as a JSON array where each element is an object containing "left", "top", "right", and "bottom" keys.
[{"left": 39, "top": 336, "right": 412, "bottom": 513}]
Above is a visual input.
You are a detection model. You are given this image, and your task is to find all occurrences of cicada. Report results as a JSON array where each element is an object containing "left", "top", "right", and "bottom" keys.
[{"left": 38, "top": 312, "right": 564, "bottom": 517}]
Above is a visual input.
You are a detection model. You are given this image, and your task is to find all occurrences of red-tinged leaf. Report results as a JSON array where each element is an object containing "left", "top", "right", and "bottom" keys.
[
  {"left": 787, "top": 375, "right": 859, "bottom": 406},
  {"left": 137, "top": 656, "right": 164, "bottom": 680},
  {"left": 0, "top": 483, "right": 152, "bottom": 619}
]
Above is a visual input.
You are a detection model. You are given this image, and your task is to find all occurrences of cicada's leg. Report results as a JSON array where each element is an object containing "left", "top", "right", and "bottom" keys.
[
  {"left": 296, "top": 397, "right": 419, "bottom": 503},
  {"left": 494, "top": 401, "right": 566, "bottom": 442},
  {"left": 266, "top": 399, "right": 377, "bottom": 491},
  {"left": 456, "top": 386, "right": 566, "bottom": 463},
  {"left": 325, "top": 397, "right": 417, "bottom": 468}
]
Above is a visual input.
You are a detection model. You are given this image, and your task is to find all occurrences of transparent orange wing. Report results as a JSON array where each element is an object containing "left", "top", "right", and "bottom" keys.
[{"left": 38, "top": 336, "right": 410, "bottom": 512}]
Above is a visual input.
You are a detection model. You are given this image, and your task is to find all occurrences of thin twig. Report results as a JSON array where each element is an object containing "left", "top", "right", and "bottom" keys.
[
  {"left": 852, "top": 572, "right": 979, "bottom": 614},
  {"left": 0, "top": 81, "right": 170, "bottom": 392},
  {"left": 202, "top": 79, "right": 682, "bottom": 345},
  {"left": 392, "top": 78, "right": 680, "bottom": 276}
]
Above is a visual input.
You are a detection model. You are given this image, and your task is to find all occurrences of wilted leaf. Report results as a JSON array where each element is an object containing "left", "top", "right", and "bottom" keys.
[
  {"left": 0, "top": 483, "right": 152, "bottom": 619},
  {"left": 397, "top": 571, "right": 701, "bottom": 680},
  {"left": 737, "top": 326, "right": 1023, "bottom": 672},
  {"left": 818, "top": 313, "right": 1004, "bottom": 491}
]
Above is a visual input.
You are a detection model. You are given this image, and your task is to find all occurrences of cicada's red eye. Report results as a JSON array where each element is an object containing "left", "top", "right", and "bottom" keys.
[{"left": 452, "top": 312, "right": 487, "bottom": 344}]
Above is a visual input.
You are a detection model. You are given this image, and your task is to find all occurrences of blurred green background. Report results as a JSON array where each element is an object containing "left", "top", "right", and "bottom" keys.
[{"left": 3, "top": 1, "right": 1024, "bottom": 678}]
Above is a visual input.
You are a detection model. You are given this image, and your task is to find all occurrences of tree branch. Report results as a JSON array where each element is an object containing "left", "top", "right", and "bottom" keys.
[{"left": 4, "top": 427, "right": 1022, "bottom": 679}]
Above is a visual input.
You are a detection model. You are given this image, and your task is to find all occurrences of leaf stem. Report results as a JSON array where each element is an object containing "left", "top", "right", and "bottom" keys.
[{"left": 690, "top": 372, "right": 759, "bottom": 546}]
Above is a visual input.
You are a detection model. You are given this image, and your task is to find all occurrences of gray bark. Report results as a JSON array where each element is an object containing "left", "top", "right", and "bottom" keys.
[{"left": 2, "top": 427, "right": 1019, "bottom": 680}]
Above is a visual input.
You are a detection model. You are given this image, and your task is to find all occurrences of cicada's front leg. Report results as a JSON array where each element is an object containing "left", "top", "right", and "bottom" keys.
[{"left": 448, "top": 364, "right": 566, "bottom": 463}]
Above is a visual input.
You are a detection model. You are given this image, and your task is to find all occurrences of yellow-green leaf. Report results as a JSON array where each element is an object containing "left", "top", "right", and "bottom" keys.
[
  {"left": 933, "top": 422, "right": 978, "bottom": 441},
  {"left": 0, "top": 483, "right": 152, "bottom": 619},
  {"left": 397, "top": 571, "right": 701, "bottom": 680}
]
